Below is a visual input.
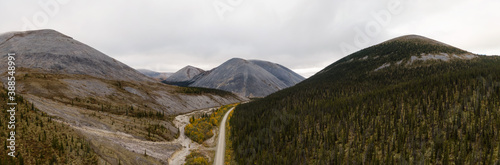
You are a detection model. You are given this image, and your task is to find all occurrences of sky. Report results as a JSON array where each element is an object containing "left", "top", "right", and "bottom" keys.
[{"left": 1, "top": 0, "right": 499, "bottom": 78}]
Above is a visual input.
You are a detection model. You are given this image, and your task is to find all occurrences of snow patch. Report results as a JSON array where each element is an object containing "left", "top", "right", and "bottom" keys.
[{"left": 360, "top": 56, "right": 369, "bottom": 60}]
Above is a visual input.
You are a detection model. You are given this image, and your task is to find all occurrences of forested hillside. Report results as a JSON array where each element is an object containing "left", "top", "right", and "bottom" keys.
[
  {"left": 0, "top": 89, "right": 98, "bottom": 164},
  {"left": 230, "top": 35, "right": 500, "bottom": 164}
]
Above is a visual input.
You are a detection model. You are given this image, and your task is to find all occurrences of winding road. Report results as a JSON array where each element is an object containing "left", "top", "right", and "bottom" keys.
[{"left": 214, "top": 107, "right": 235, "bottom": 165}]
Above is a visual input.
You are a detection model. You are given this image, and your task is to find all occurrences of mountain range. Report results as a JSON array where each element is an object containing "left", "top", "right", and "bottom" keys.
[
  {"left": 0, "top": 29, "right": 246, "bottom": 164},
  {"left": 2, "top": 29, "right": 497, "bottom": 164},
  {"left": 230, "top": 35, "right": 500, "bottom": 164},
  {"left": 137, "top": 69, "right": 173, "bottom": 81},
  {"left": 164, "top": 58, "right": 305, "bottom": 97}
]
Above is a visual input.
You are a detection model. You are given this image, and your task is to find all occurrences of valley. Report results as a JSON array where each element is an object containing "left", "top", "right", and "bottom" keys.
[
  {"left": 168, "top": 107, "right": 217, "bottom": 165},
  {"left": 0, "top": 85, "right": 241, "bottom": 164},
  {"left": 3, "top": 1, "right": 500, "bottom": 164},
  {"left": 1, "top": 28, "right": 498, "bottom": 165},
  {"left": 0, "top": 29, "right": 247, "bottom": 164}
]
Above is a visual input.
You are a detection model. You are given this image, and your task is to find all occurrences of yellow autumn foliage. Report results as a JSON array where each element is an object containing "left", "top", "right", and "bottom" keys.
[{"left": 185, "top": 104, "right": 237, "bottom": 144}]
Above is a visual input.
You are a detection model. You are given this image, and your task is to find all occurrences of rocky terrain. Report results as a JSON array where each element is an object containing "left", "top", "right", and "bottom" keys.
[
  {"left": 0, "top": 29, "right": 246, "bottom": 164},
  {"left": 164, "top": 58, "right": 305, "bottom": 98},
  {"left": 0, "top": 29, "right": 150, "bottom": 82},
  {"left": 190, "top": 58, "right": 304, "bottom": 97}
]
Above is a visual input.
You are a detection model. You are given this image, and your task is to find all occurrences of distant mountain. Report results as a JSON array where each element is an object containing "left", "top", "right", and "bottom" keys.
[
  {"left": 190, "top": 58, "right": 305, "bottom": 97},
  {"left": 166, "top": 58, "right": 305, "bottom": 97},
  {"left": 164, "top": 65, "right": 204, "bottom": 82},
  {"left": 0, "top": 29, "right": 246, "bottom": 164},
  {"left": 137, "top": 69, "right": 173, "bottom": 81},
  {"left": 230, "top": 35, "right": 500, "bottom": 164}
]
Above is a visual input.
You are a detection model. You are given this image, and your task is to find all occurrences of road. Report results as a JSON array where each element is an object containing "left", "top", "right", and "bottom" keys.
[{"left": 214, "top": 107, "right": 235, "bottom": 165}]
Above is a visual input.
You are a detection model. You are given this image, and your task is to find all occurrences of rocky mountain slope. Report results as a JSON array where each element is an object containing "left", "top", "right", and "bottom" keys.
[
  {"left": 250, "top": 59, "right": 305, "bottom": 87},
  {"left": 0, "top": 29, "right": 245, "bottom": 114},
  {"left": 0, "top": 29, "right": 246, "bottom": 164},
  {"left": 164, "top": 58, "right": 305, "bottom": 97},
  {"left": 137, "top": 69, "right": 173, "bottom": 81},
  {"left": 230, "top": 35, "right": 500, "bottom": 164},
  {"left": 189, "top": 58, "right": 305, "bottom": 97},
  {"left": 0, "top": 29, "right": 150, "bottom": 82}
]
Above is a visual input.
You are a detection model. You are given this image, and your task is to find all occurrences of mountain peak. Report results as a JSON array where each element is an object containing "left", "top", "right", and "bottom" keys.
[
  {"left": 382, "top": 34, "right": 452, "bottom": 47},
  {"left": 315, "top": 35, "right": 477, "bottom": 78},
  {"left": 389, "top": 34, "right": 431, "bottom": 41},
  {"left": 338, "top": 35, "right": 471, "bottom": 63},
  {"left": 1, "top": 29, "right": 71, "bottom": 42},
  {"left": 189, "top": 58, "right": 305, "bottom": 97},
  {"left": 164, "top": 65, "right": 204, "bottom": 82},
  {"left": 26, "top": 29, "right": 68, "bottom": 36},
  {"left": 226, "top": 58, "right": 249, "bottom": 64},
  {"left": 180, "top": 65, "right": 202, "bottom": 71}
]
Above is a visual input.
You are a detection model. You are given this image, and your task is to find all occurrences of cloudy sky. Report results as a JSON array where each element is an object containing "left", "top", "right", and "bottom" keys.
[{"left": 1, "top": 0, "right": 499, "bottom": 77}]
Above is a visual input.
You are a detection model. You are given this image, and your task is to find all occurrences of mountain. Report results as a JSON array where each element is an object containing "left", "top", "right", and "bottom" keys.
[
  {"left": 0, "top": 29, "right": 244, "bottom": 113},
  {"left": 186, "top": 58, "right": 305, "bottom": 97},
  {"left": 163, "top": 58, "right": 305, "bottom": 97},
  {"left": 164, "top": 65, "right": 204, "bottom": 82},
  {"left": 230, "top": 35, "right": 500, "bottom": 164},
  {"left": 247, "top": 60, "right": 305, "bottom": 87},
  {"left": 311, "top": 35, "right": 474, "bottom": 79},
  {"left": 0, "top": 29, "right": 246, "bottom": 164},
  {"left": 137, "top": 69, "right": 173, "bottom": 81},
  {"left": 0, "top": 29, "right": 150, "bottom": 82}
]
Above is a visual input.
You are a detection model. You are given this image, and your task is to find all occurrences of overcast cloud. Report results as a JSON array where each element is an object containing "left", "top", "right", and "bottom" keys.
[{"left": 1, "top": 0, "right": 499, "bottom": 77}]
